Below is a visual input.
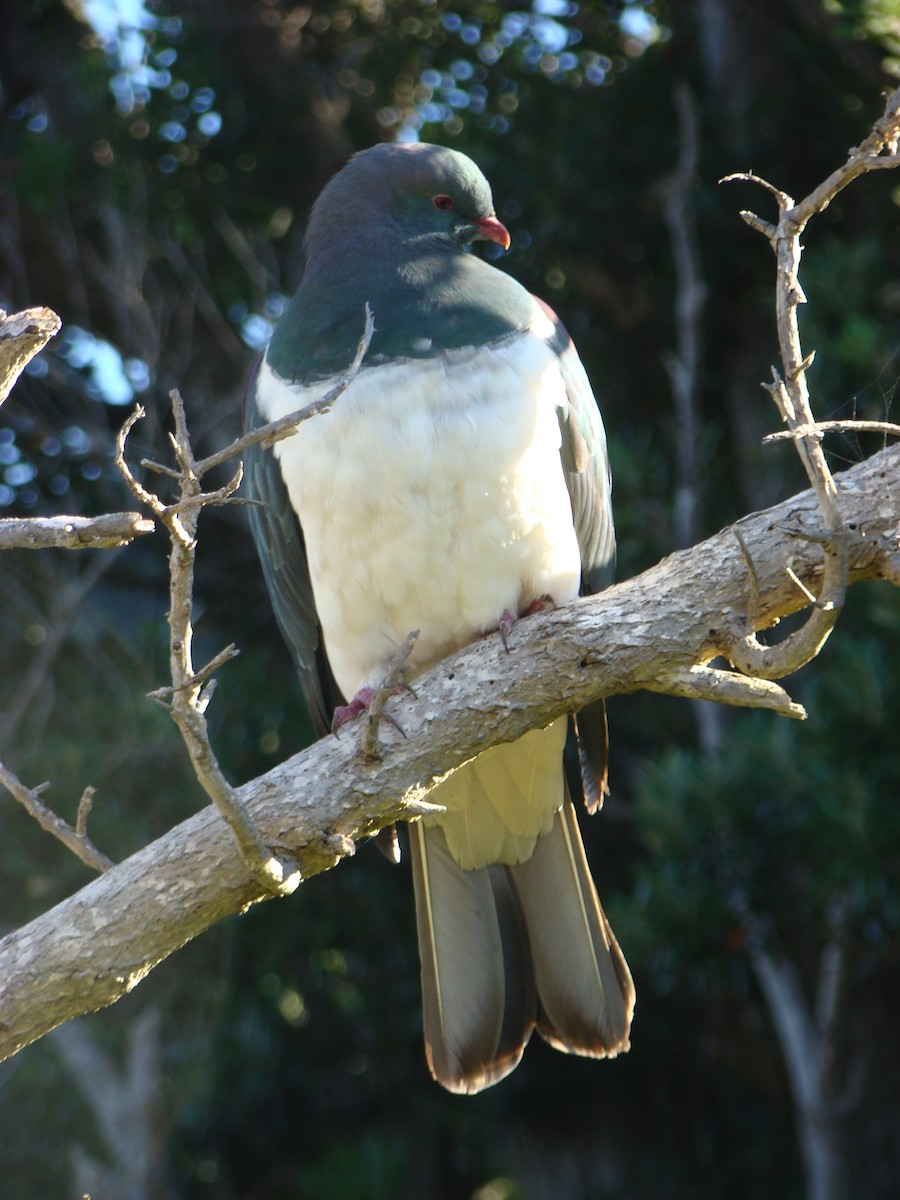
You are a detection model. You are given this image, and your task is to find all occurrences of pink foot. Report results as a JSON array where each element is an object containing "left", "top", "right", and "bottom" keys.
[
  {"left": 332, "top": 688, "right": 376, "bottom": 733},
  {"left": 331, "top": 682, "right": 413, "bottom": 735},
  {"left": 522, "top": 593, "right": 556, "bottom": 617}
]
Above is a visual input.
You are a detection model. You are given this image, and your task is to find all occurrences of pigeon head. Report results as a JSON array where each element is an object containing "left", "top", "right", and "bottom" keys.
[
  {"left": 305, "top": 142, "right": 511, "bottom": 258},
  {"left": 268, "top": 141, "right": 530, "bottom": 382}
]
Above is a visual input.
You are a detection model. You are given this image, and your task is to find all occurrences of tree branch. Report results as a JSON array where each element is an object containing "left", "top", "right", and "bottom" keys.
[
  {"left": 0, "top": 760, "right": 113, "bottom": 874},
  {"left": 763, "top": 419, "right": 900, "bottom": 444},
  {"left": 195, "top": 301, "right": 375, "bottom": 475},
  {"left": 0, "top": 512, "right": 154, "bottom": 551},
  {"left": 115, "top": 399, "right": 301, "bottom": 897},
  {"left": 0, "top": 306, "right": 61, "bottom": 406},
  {"left": 0, "top": 308, "right": 154, "bottom": 554},
  {"left": 111, "top": 306, "right": 374, "bottom": 895},
  {"left": 0, "top": 444, "right": 895, "bottom": 1063},
  {"left": 718, "top": 83, "right": 900, "bottom": 682}
]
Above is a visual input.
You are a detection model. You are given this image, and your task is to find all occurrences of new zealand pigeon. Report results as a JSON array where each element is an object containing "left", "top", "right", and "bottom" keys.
[{"left": 244, "top": 141, "right": 635, "bottom": 1094}]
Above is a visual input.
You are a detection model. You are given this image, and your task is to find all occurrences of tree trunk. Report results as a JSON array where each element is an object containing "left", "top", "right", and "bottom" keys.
[{"left": 749, "top": 945, "right": 852, "bottom": 1200}]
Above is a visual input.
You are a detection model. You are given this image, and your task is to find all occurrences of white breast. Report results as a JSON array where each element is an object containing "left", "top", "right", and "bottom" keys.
[{"left": 255, "top": 331, "right": 581, "bottom": 699}]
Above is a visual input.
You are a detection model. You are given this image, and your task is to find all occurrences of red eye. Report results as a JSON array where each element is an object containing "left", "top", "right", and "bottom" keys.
[{"left": 432, "top": 194, "right": 454, "bottom": 211}]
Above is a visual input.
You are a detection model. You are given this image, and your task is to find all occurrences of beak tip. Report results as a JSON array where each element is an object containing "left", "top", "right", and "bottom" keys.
[{"left": 476, "top": 214, "right": 512, "bottom": 252}]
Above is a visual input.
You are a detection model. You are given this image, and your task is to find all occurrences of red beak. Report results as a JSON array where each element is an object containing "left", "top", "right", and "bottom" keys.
[{"left": 474, "top": 214, "right": 511, "bottom": 251}]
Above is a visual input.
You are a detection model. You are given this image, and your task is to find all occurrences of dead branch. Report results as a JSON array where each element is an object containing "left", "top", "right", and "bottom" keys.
[
  {"left": 115, "top": 398, "right": 299, "bottom": 897},
  {"left": 763, "top": 419, "right": 900, "bottom": 444},
  {"left": 0, "top": 306, "right": 61, "bottom": 406},
  {"left": 0, "top": 759, "right": 113, "bottom": 874},
  {"left": 720, "top": 81, "right": 900, "bottom": 681},
  {"left": 111, "top": 307, "right": 374, "bottom": 895},
  {"left": 0, "top": 442, "right": 895, "bottom": 1064},
  {"left": 196, "top": 301, "right": 375, "bottom": 474},
  {"left": 0, "top": 308, "right": 153, "bottom": 555},
  {"left": 0, "top": 512, "right": 154, "bottom": 551}
]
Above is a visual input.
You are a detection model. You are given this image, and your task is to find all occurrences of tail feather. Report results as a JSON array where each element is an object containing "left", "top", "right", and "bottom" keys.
[
  {"left": 409, "top": 821, "right": 536, "bottom": 1095},
  {"left": 511, "top": 797, "right": 634, "bottom": 1056}
]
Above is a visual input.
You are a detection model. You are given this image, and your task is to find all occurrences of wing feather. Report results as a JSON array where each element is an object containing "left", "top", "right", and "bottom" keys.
[
  {"left": 243, "top": 358, "right": 342, "bottom": 737},
  {"left": 534, "top": 297, "right": 615, "bottom": 808}
]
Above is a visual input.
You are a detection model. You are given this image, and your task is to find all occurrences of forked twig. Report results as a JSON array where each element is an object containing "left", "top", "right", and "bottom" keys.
[
  {"left": 0, "top": 760, "right": 113, "bottom": 873},
  {"left": 719, "top": 83, "right": 900, "bottom": 681},
  {"left": 113, "top": 307, "right": 375, "bottom": 894}
]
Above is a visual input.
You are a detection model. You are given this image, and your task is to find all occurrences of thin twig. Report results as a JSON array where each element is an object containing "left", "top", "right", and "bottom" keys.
[
  {"left": 360, "top": 630, "right": 420, "bottom": 764},
  {"left": 0, "top": 512, "right": 154, "bottom": 551},
  {"left": 0, "top": 760, "right": 113, "bottom": 874},
  {"left": 784, "top": 563, "right": 833, "bottom": 610},
  {"left": 147, "top": 644, "right": 240, "bottom": 701},
  {"left": 720, "top": 171, "right": 792, "bottom": 207},
  {"left": 139, "top": 458, "right": 183, "bottom": 480},
  {"left": 763, "top": 419, "right": 900, "bottom": 443},
  {"left": 195, "top": 302, "right": 376, "bottom": 476},
  {"left": 115, "top": 407, "right": 168, "bottom": 516}
]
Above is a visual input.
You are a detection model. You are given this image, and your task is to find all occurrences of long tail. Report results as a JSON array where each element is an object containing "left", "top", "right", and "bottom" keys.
[
  {"left": 409, "top": 798, "right": 634, "bottom": 1094},
  {"left": 409, "top": 818, "right": 536, "bottom": 1094}
]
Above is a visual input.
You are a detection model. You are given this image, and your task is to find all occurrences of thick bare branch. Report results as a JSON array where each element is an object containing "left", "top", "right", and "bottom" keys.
[{"left": 0, "top": 444, "right": 895, "bottom": 1064}]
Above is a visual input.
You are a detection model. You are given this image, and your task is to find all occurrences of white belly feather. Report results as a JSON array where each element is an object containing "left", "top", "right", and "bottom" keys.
[
  {"left": 256, "top": 331, "right": 581, "bottom": 698},
  {"left": 255, "top": 330, "right": 581, "bottom": 867}
]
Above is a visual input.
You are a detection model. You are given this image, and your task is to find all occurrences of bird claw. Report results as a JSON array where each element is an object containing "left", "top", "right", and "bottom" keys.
[
  {"left": 496, "top": 595, "right": 557, "bottom": 652},
  {"left": 498, "top": 609, "right": 516, "bottom": 654}
]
